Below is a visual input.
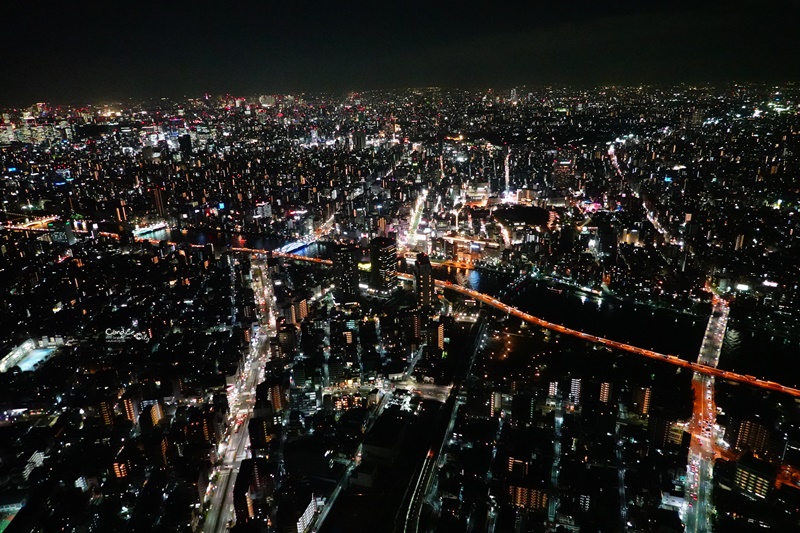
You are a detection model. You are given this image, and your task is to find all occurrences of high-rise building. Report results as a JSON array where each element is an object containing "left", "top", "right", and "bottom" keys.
[
  {"left": 632, "top": 386, "right": 651, "bottom": 417},
  {"left": 352, "top": 131, "right": 367, "bottom": 151},
  {"left": 151, "top": 186, "right": 165, "bottom": 216},
  {"left": 569, "top": 378, "right": 581, "bottom": 406},
  {"left": 159, "top": 437, "right": 168, "bottom": 468},
  {"left": 490, "top": 391, "right": 502, "bottom": 417},
  {"left": 48, "top": 221, "right": 76, "bottom": 245},
  {"left": 599, "top": 382, "right": 612, "bottom": 404},
  {"left": 112, "top": 447, "right": 131, "bottom": 479},
  {"left": 232, "top": 458, "right": 275, "bottom": 525},
  {"left": 369, "top": 236, "right": 397, "bottom": 295},
  {"left": 121, "top": 394, "right": 140, "bottom": 424},
  {"left": 279, "top": 296, "right": 308, "bottom": 325},
  {"left": 648, "top": 416, "right": 674, "bottom": 455},
  {"left": 508, "top": 483, "right": 548, "bottom": 510},
  {"left": 113, "top": 460, "right": 129, "bottom": 479},
  {"left": 511, "top": 393, "right": 536, "bottom": 426},
  {"left": 178, "top": 134, "right": 192, "bottom": 157},
  {"left": 508, "top": 456, "right": 530, "bottom": 476},
  {"left": 277, "top": 324, "right": 298, "bottom": 356},
  {"left": 333, "top": 242, "right": 360, "bottom": 296},
  {"left": 270, "top": 382, "right": 287, "bottom": 412},
  {"left": 402, "top": 310, "right": 421, "bottom": 341},
  {"left": 414, "top": 253, "right": 434, "bottom": 310},
  {"left": 248, "top": 417, "right": 274, "bottom": 458},
  {"left": 425, "top": 322, "right": 445, "bottom": 350},
  {"left": 579, "top": 494, "right": 591, "bottom": 512},
  {"left": 731, "top": 418, "right": 770, "bottom": 456},
  {"left": 99, "top": 398, "right": 116, "bottom": 427},
  {"left": 734, "top": 454, "right": 778, "bottom": 500},
  {"left": 550, "top": 159, "right": 574, "bottom": 192},
  {"left": 146, "top": 403, "right": 164, "bottom": 428}
]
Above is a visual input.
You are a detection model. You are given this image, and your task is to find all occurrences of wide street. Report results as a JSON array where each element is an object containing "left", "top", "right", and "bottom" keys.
[
  {"left": 203, "top": 260, "right": 274, "bottom": 533},
  {"left": 684, "top": 296, "right": 728, "bottom": 533}
]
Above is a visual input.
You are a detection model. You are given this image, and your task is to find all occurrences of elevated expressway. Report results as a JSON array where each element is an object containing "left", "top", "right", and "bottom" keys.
[{"left": 224, "top": 246, "right": 800, "bottom": 399}]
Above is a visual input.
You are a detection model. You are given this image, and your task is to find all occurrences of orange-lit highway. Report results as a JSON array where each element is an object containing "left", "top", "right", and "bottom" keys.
[
  {"left": 127, "top": 243, "right": 800, "bottom": 400},
  {"left": 426, "top": 277, "right": 800, "bottom": 398},
  {"left": 684, "top": 296, "right": 728, "bottom": 532}
]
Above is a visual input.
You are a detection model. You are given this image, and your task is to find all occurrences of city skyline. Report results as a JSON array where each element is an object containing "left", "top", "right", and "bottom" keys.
[
  {"left": 2, "top": 0, "right": 799, "bottom": 105},
  {"left": 1, "top": 78, "right": 800, "bottom": 530}
]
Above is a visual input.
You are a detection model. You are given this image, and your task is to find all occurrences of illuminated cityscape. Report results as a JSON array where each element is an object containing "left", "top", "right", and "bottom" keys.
[
  {"left": 1, "top": 83, "right": 799, "bottom": 533},
  {"left": 1, "top": 3, "right": 800, "bottom": 533}
]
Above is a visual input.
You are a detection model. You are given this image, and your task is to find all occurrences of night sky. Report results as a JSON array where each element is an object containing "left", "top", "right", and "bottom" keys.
[{"left": 2, "top": 0, "right": 798, "bottom": 105}]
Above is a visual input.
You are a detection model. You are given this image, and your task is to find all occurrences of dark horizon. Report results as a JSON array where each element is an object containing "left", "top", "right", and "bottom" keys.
[
  {"left": 4, "top": 79, "right": 800, "bottom": 110},
  {"left": 2, "top": 0, "right": 799, "bottom": 107}
]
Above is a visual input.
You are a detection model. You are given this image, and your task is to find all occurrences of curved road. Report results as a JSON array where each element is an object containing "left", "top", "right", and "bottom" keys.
[{"left": 220, "top": 247, "right": 800, "bottom": 399}]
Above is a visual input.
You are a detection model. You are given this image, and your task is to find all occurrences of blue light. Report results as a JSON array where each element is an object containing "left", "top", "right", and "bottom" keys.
[
  {"left": 8, "top": 167, "right": 16, "bottom": 172},
  {"left": 664, "top": 177, "right": 672, "bottom": 183},
  {"left": 218, "top": 202, "right": 225, "bottom": 210}
]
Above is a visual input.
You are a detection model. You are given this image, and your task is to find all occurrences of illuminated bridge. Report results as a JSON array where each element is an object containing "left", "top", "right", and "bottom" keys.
[
  {"left": 226, "top": 246, "right": 800, "bottom": 398},
  {"left": 123, "top": 242, "right": 800, "bottom": 400},
  {"left": 428, "top": 278, "right": 800, "bottom": 399}
]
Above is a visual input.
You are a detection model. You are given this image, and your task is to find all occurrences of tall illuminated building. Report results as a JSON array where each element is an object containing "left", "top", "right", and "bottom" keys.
[
  {"left": 550, "top": 159, "right": 574, "bottom": 192},
  {"left": 99, "top": 398, "right": 116, "bottom": 427},
  {"left": 369, "top": 236, "right": 397, "bottom": 296},
  {"left": 734, "top": 454, "right": 778, "bottom": 500},
  {"left": 121, "top": 393, "right": 140, "bottom": 424},
  {"left": 633, "top": 386, "right": 651, "bottom": 417},
  {"left": 151, "top": 186, "right": 165, "bottom": 216},
  {"left": 730, "top": 418, "right": 770, "bottom": 456},
  {"left": 414, "top": 252, "right": 434, "bottom": 310},
  {"left": 334, "top": 242, "right": 360, "bottom": 297},
  {"left": 599, "top": 382, "right": 612, "bottom": 404},
  {"left": 569, "top": 378, "right": 581, "bottom": 406},
  {"left": 113, "top": 460, "right": 129, "bottom": 479}
]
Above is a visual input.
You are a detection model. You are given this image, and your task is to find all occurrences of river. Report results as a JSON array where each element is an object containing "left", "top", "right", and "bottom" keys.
[{"left": 143, "top": 228, "right": 800, "bottom": 387}]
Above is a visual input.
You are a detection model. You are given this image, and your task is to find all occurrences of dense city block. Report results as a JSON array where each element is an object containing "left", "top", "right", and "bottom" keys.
[{"left": 1, "top": 85, "right": 800, "bottom": 532}]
